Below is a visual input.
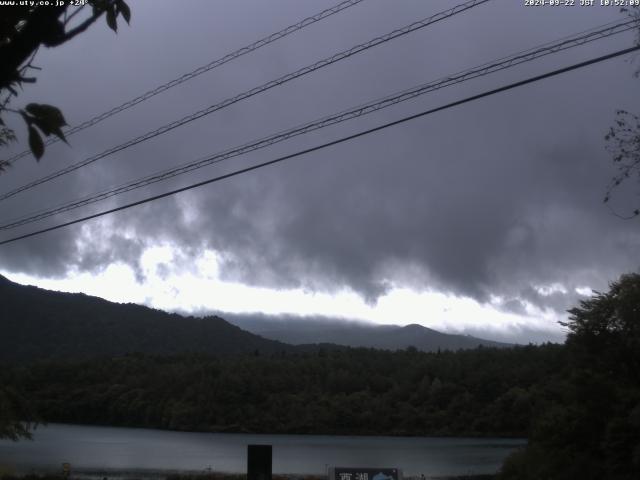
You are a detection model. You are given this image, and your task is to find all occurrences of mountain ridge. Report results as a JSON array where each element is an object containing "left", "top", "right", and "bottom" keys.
[
  {"left": 0, "top": 274, "right": 511, "bottom": 362},
  {"left": 221, "top": 313, "right": 513, "bottom": 351},
  {"left": 0, "top": 274, "right": 294, "bottom": 362}
]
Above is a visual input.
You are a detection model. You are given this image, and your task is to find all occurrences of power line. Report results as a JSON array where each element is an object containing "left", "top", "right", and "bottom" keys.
[
  {"left": 1, "top": 17, "right": 636, "bottom": 231},
  {"left": 2, "top": 17, "right": 635, "bottom": 228},
  {"left": 4, "top": 0, "right": 367, "bottom": 164},
  {"left": 0, "top": 0, "right": 491, "bottom": 202},
  {"left": 1, "top": 44, "right": 638, "bottom": 247}
]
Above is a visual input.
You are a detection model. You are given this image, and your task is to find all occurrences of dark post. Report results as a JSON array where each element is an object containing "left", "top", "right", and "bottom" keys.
[{"left": 247, "top": 444, "right": 272, "bottom": 480}]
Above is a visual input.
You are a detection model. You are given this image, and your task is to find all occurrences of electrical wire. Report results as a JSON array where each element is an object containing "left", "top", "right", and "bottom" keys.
[
  {"left": 1, "top": 44, "right": 638, "bottom": 247},
  {"left": 0, "top": 0, "right": 492, "bottom": 202},
  {"left": 4, "top": 0, "right": 367, "bottom": 164},
  {"left": 1, "top": 17, "right": 636, "bottom": 231}
]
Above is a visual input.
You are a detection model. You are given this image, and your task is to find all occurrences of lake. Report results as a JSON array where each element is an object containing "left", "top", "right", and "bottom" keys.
[{"left": 0, "top": 424, "right": 525, "bottom": 478}]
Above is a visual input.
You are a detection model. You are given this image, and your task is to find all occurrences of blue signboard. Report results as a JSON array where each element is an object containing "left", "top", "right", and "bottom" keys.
[{"left": 330, "top": 467, "right": 402, "bottom": 480}]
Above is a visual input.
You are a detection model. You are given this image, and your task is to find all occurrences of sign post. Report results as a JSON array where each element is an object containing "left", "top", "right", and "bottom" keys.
[
  {"left": 329, "top": 467, "right": 402, "bottom": 480},
  {"left": 247, "top": 444, "right": 272, "bottom": 480}
]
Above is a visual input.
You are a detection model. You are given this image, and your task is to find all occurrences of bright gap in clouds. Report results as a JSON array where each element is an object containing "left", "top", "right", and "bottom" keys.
[{"left": 2, "top": 244, "right": 567, "bottom": 343}]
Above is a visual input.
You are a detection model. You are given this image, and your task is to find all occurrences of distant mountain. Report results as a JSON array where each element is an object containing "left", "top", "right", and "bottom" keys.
[
  {"left": 0, "top": 275, "right": 294, "bottom": 362},
  {"left": 0, "top": 274, "right": 510, "bottom": 362},
  {"left": 222, "top": 313, "right": 512, "bottom": 351}
]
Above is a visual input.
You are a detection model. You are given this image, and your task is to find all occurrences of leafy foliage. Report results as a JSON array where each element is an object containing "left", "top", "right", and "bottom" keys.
[
  {"left": 0, "top": 125, "right": 16, "bottom": 172},
  {"left": 0, "top": 390, "right": 33, "bottom": 441},
  {"left": 604, "top": 110, "right": 640, "bottom": 218},
  {"left": 499, "top": 274, "right": 640, "bottom": 480},
  {"left": 0, "top": 0, "right": 130, "bottom": 165},
  {"left": 0, "top": 368, "right": 37, "bottom": 441},
  {"left": 14, "top": 102, "right": 69, "bottom": 160},
  {"left": 602, "top": 7, "right": 640, "bottom": 218}
]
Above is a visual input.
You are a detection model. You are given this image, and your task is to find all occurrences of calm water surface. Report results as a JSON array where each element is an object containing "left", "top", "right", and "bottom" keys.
[{"left": 0, "top": 424, "right": 525, "bottom": 477}]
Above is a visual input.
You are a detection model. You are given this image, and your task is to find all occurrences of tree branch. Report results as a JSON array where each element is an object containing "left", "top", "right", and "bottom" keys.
[
  {"left": 63, "top": 5, "right": 86, "bottom": 27},
  {"left": 0, "top": 6, "right": 66, "bottom": 90},
  {"left": 47, "top": 8, "right": 104, "bottom": 47}
]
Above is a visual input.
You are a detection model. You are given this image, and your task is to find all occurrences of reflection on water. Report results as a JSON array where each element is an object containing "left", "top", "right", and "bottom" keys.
[{"left": 0, "top": 424, "right": 525, "bottom": 477}]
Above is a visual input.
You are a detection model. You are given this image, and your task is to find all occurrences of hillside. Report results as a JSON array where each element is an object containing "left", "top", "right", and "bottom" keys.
[
  {"left": 224, "top": 314, "right": 512, "bottom": 351},
  {"left": 0, "top": 274, "right": 509, "bottom": 363},
  {"left": 0, "top": 275, "right": 293, "bottom": 361}
]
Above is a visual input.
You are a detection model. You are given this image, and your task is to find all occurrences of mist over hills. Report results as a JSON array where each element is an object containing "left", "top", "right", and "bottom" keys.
[
  {"left": 1, "top": 274, "right": 514, "bottom": 363},
  {"left": 220, "top": 313, "right": 513, "bottom": 351}
]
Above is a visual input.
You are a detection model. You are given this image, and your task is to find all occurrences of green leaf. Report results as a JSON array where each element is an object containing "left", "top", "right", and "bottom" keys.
[
  {"left": 25, "top": 103, "right": 67, "bottom": 127},
  {"left": 24, "top": 103, "right": 68, "bottom": 143},
  {"left": 116, "top": 0, "right": 131, "bottom": 24},
  {"left": 28, "top": 125, "right": 44, "bottom": 160},
  {"left": 106, "top": 5, "right": 117, "bottom": 32},
  {"left": 91, "top": 0, "right": 108, "bottom": 16},
  {"left": 53, "top": 127, "right": 67, "bottom": 143},
  {"left": 31, "top": 118, "right": 52, "bottom": 136}
]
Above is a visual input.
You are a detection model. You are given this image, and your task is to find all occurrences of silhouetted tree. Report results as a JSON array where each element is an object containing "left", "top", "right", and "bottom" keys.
[
  {"left": 603, "top": 7, "right": 640, "bottom": 218},
  {"left": 0, "top": 0, "right": 131, "bottom": 168},
  {"left": 0, "top": 378, "right": 37, "bottom": 441},
  {"left": 500, "top": 273, "right": 640, "bottom": 480}
]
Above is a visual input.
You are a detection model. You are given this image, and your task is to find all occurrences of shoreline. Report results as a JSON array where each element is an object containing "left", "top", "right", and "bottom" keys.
[
  {"left": 1, "top": 425, "right": 512, "bottom": 480},
  {"left": 21, "top": 422, "right": 526, "bottom": 441},
  {"left": 0, "top": 467, "right": 495, "bottom": 480}
]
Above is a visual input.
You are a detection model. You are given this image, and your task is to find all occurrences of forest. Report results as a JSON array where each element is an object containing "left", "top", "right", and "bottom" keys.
[{"left": 1, "top": 344, "right": 564, "bottom": 438}]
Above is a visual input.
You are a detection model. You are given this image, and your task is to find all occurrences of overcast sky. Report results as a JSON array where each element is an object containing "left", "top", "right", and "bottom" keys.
[{"left": 2, "top": 0, "right": 640, "bottom": 344}]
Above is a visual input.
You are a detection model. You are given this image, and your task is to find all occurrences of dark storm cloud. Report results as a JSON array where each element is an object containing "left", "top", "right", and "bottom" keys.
[
  {"left": 1, "top": 0, "right": 640, "bottom": 322},
  {"left": 74, "top": 223, "right": 148, "bottom": 281}
]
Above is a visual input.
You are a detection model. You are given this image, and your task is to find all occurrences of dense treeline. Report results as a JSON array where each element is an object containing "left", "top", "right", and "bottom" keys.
[
  {"left": 498, "top": 274, "right": 640, "bottom": 480},
  {"left": 2, "top": 344, "right": 566, "bottom": 437}
]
